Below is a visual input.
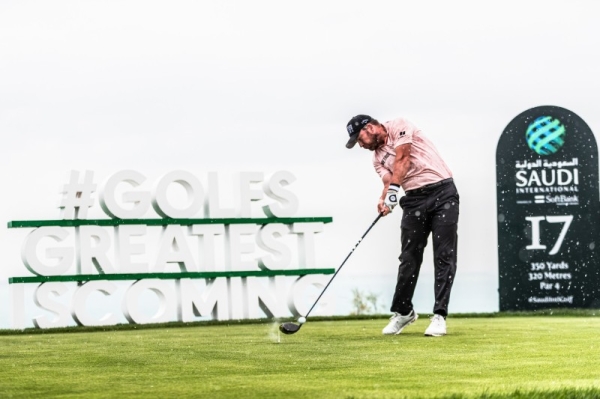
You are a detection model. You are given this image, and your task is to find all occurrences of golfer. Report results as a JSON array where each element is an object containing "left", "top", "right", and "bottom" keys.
[{"left": 345, "top": 115, "right": 459, "bottom": 336}]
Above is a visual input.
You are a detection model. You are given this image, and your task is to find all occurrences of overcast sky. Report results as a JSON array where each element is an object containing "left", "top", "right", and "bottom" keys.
[{"left": 1, "top": 1, "right": 600, "bottom": 327}]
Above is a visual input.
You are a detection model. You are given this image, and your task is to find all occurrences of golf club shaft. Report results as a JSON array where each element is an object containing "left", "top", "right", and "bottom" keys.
[{"left": 304, "top": 213, "right": 383, "bottom": 318}]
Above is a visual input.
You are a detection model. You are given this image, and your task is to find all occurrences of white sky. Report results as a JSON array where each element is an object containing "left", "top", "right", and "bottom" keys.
[{"left": 1, "top": 0, "right": 600, "bottom": 327}]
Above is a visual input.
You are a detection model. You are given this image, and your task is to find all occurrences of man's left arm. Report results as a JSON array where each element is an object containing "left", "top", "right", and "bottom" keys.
[{"left": 383, "top": 143, "right": 412, "bottom": 212}]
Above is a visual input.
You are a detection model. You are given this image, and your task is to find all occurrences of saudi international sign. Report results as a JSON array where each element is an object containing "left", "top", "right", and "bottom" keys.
[{"left": 496, "top": 105, "right": 600, "bottom": 311}]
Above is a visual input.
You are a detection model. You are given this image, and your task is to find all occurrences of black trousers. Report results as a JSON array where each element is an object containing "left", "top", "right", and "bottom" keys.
[{"left": 390, "top": 180, "right": 459, "bottom": 317}]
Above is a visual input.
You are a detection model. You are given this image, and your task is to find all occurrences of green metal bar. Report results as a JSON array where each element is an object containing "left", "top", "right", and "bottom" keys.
[
  {"left": 7, "top": 217, "right": 333, "bottom": 228},
  {"left": 8, "top": 268, "right": 336, "bottom": 284}
]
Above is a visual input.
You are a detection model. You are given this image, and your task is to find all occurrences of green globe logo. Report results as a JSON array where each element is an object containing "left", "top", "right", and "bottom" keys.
[{"left": 525, "top": 116, "right": 566, "bottom": 155}]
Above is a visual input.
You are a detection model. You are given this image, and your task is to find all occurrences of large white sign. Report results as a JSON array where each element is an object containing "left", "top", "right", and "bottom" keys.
[{"left": 9, "top": 170, "right": 334, "bottom": 329}]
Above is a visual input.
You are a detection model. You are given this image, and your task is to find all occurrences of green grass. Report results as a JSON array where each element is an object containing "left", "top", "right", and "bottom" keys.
[{"left": 1, "top": 316, "right": 600, "bottom": 398}]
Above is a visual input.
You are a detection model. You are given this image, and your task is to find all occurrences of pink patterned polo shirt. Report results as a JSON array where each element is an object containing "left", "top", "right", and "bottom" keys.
[{"left": 373, "top": 118, "right": 452, "bottom": 191}]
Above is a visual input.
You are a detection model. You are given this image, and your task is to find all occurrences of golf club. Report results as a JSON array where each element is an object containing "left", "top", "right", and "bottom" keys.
[{"left": 279, "top": 213, "right": 383, "bottom": 335}]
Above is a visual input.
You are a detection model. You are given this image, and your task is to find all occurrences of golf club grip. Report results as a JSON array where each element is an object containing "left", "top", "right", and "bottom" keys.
[{"left": 304, "top": 213, "right": 383, "bottom": 318}]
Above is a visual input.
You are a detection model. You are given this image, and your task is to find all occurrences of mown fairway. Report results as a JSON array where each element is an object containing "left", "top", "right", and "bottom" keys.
[{"left": 1, "top": 316, "right": 599, "bottom": 398}]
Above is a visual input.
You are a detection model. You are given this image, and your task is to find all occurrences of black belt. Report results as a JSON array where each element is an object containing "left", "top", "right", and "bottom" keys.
[{"left": 406, "top": 178, "right": 453, "bottom": 194}]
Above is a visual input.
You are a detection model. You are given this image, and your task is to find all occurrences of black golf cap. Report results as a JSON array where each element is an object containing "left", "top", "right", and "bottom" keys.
[{"left": 345, "top": 114, "right": 373, "bottom": 148}]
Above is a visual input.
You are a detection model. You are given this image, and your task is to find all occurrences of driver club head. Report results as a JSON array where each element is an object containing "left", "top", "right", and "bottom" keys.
[
  {"left": 279, "top": 322, "right": 301, "bottom": 335},
  {"left": 277, "top": 215, "right": 383, "bottom": 338}
]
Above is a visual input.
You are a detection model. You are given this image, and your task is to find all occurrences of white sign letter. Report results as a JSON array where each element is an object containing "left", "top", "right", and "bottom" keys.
[
  {"left": 100, "top": 170, "right": 151, "bottom": 219},
  {"left": 21, "top": 227, "right": 73, "bottom": 276}
]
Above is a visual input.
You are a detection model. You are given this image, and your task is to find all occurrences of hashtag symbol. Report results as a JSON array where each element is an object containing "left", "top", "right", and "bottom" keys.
[{"left": 59, "top": 170, "right": 96, "bottom": 219}]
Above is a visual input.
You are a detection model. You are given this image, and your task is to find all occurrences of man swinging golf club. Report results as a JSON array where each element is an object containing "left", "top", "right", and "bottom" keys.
[{"left": 345, "top": 114, "right": 459, "bottom": 336}]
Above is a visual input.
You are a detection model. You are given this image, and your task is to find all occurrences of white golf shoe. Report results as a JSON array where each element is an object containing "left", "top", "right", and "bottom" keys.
[
  {"left": 382, "top": 310, "right": 418, "bottom": 335},
  {"left": 424, "top": 314, "right": 447, "bottom": 337}
]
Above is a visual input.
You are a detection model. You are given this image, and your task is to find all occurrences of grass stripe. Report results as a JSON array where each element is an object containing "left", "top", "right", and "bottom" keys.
[{"left": 1, "top": 309, "right": 597, "bottom": 335}]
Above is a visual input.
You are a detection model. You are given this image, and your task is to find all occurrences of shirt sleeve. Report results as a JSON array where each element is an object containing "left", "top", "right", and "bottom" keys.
[
  {"left": 372, "top": 118, "right": 419, "bottom": 180},
  {"left": 389, "top": 119, "right": 417, "bottom": 149}
]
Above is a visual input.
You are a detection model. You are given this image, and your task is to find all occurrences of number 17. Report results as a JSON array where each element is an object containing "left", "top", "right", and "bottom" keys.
[{"left": 525, "top": 215, "right": 573, "bottom": 255}]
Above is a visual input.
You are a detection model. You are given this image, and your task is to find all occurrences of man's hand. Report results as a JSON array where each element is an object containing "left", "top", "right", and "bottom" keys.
[
  {"left": 384, "top": 184, "right": 400, "bottom": 211},
  {"left": 378, "top": 200, "right": 391, "bottom": 216}
]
